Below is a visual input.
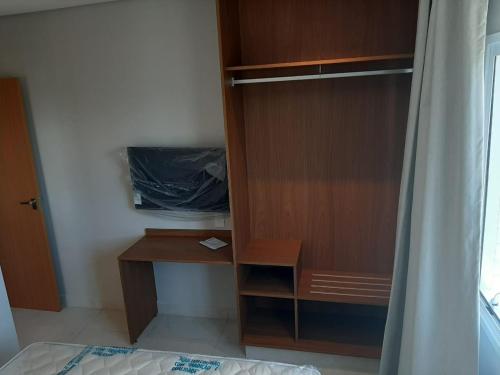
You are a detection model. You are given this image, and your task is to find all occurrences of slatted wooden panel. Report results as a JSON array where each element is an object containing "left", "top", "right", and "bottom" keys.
[{"left": 299, "top": 270, "right": 392, "bottom": 305}]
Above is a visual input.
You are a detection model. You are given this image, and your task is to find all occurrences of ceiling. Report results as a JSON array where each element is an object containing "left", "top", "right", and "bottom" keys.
[{"left": 0, "top": 0, "right": 120, "bottom": 16}]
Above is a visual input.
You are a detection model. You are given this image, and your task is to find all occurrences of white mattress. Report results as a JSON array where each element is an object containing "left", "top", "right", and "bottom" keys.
[{"left": 0, "top": 342, "right": 320, "bottom": 375}]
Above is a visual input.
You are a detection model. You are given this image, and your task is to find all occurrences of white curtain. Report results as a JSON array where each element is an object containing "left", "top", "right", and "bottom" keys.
[{"left": 379, "top": 1, "right": 489, "bottom": 374}]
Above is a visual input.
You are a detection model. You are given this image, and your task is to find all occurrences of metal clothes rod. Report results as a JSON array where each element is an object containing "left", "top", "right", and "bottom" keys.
[{"left": 231, "top": 68, "right": 413, "bottom": 86}]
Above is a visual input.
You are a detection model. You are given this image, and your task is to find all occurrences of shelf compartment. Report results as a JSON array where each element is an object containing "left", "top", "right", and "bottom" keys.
[
  {"left": 238, "top": 239, "right": 301, "bottom": 266},
  {"left": 241, "top": 296, "right": 295, "bottom": 343},
  {"left": 298, "top": 300, "right": 387, "bottom": 358},
  {"left": 239, "top": 265, "right": 294, "bottom": 298},
  {"left": 299, "top": 269, "right": 392, "bottom": 306},
  {"left": 225, "top": 53, "right": 414, "bottom": 72}
]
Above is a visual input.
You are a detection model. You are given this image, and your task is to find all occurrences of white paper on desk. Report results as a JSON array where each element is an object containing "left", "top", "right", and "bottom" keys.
[{"left": 199, "top": 237, "right": 228, "bottom": 250}]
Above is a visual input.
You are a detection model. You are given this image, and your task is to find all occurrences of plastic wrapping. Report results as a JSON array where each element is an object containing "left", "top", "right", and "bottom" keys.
[
  {"left": 0, "top": 342, "right": 322, "bottom": 375},
  {"left": 127, "top": 147, "right": 230, "bottom": 213}
]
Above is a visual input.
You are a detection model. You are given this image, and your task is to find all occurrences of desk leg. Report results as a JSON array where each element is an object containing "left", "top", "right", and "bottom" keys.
[{"left": 119, "top": 260, "right": 158, "bottom": 343}]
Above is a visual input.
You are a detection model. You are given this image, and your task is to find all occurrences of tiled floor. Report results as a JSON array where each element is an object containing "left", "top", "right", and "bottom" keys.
[{"left": 11, "top": 308, "right": 378, "bottom": 375}]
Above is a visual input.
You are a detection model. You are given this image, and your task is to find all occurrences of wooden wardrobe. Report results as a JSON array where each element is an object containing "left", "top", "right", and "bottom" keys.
[{"left": 216, "top": 0, "right": 419, "bottom": 358}]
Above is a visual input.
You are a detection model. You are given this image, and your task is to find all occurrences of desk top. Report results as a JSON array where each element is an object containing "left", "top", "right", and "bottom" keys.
[{"left": 118, "top": 229, "right": 233, "bottom": 265}]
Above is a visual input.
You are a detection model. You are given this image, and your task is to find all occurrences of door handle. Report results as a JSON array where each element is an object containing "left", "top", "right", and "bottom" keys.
[{"left": 19, "top": 198, "right": 38, "bottom": 210}]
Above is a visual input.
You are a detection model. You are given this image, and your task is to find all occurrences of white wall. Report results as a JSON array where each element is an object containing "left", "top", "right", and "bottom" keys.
[
  {"left": 0, "top": 0, "right": 119, "bottom": 17},
  {"left": 0, "top": 0, "right": 236, "bottom": 317},
  {"left": 0, "top": 267, "right": 19, "bottom": 365}
]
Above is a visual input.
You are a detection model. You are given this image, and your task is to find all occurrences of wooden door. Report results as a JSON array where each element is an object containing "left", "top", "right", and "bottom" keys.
[{"left": 0, "top": 78, "right": 61, "bottom": 311}]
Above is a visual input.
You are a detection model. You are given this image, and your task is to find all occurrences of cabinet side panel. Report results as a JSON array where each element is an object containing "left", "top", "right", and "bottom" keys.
[{"left": 217, "top": 0, "right": 250, "bottom": 341}]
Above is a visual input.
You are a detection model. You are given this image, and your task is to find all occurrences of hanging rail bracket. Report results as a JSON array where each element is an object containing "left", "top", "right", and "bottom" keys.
[{"left": 231, "top": 68, "right": 413, "bottom": 86}]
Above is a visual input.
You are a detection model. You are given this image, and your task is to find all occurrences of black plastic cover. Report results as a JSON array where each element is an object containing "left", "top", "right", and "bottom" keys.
[{"left": 127, "top": 147, "right": 229, "bottom": 213}]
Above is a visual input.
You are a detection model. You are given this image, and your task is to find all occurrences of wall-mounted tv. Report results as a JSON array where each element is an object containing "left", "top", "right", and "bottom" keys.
[{"left": 127, "top": 147, "right": 229, "bottom": 213}]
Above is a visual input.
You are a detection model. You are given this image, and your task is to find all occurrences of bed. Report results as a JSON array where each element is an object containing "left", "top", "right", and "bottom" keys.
[{"left": 0, "top": 342, "right": 321, "bottom": 375}]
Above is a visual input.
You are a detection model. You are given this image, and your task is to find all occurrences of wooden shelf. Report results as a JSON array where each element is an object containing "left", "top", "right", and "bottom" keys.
[
  {"left": 238, "top": 240, "right": 301, "bottom": 266},
  {"left": 242, "top": 296, "right": 295, "bottom": 343},
  {"left": 244, "top": 335, "right": 381, "bottom": 358},
  {"left": 119, "top": 229, "right": 233, "bottom": 265},
  {"left": 240, "top": 265, "right": 294, "bottom": 298},
  {"left": 299, "top": 270, "right": 392, "bottom": 306},
  {"left": 296, "top": 339, "right": 382, "bottom": 358},
  {"left": 297, "top": 300, "right": 386, "bottom": 358},
  {"left": 299, "top": 311, "right": 385, "bottom": 348},
  {"left": 225, "top": 53, "right": 414, "bottom": 72},
  {"left": 244, "top": 308, "right": 295, "bottom": 340}
]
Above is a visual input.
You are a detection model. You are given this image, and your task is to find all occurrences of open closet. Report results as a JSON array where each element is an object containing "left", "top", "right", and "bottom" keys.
[{"left": 216, "top": 0, "right": 419, "bottom": 358}]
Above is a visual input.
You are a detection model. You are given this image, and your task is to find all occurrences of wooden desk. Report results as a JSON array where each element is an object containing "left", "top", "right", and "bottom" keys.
[{"left": 118, "top": 228, "right": 232, "bottom": 343}]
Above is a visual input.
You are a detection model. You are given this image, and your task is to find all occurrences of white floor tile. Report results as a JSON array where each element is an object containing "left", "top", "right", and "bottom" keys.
[
  {"left": 71, "top": 327, "right": 131, "bottom": 347},
  {"left": 213, "top": 320, "right": 244, "bottom": 358},
  {"left": 12, "top": 307, "right": 100, "bottom": 329},
  {"left": 12, "top": 307, "right": 100, "bottom": 348},
  {"left": 11, "top": 307, "right": 378, "bottom": 375},
  {"left": 213, "top": 341, "right": 245, "bottom": 359},
  {"left": 14, "top": 322, "right": 75, "bottom": 347},
  {"left": 86, "top": 309, "right": 128, "bottom": 332},
  {"left": 143, "top": 314, "right": 226, "bottom": 341}
]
